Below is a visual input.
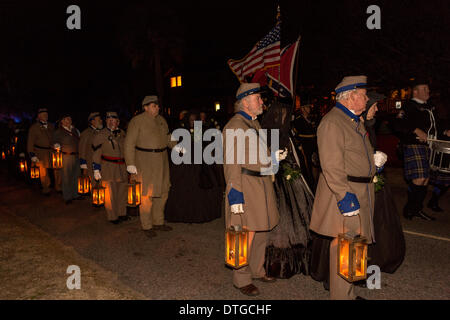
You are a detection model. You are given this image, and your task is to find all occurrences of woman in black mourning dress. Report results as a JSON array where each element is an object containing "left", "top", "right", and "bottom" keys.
[
  {"left": 165, "top": 111, "right": 225, "bottom": 223},
  {"left": 260, "top": 99, "right": 314, "bottom": 279}
]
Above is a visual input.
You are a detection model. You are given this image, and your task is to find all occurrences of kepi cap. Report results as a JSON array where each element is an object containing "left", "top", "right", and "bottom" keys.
[
  {"left": 335, "top": 76, "right": 367, "bottom": 94},
  {"left": 142, "top": 95, "right": 159, "bottom": 106},
  {"left": 106, "top": 111, "right": 119, "bottom": 119},
  {"left": 236, "top": 83, "right": 262, "bottom": 100},
  {"left": 88, "top": 112, "right": 100, "bottom": 122},
  {"left": 37, "top": 108, "right": 48, "bottom": 114}
]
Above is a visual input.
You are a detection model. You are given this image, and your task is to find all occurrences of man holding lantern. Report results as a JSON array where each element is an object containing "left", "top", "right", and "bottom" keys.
[
  {"left": 124, "top": 96, "right": 180, "bottom": 238},
  {"left": 223, "top": 83, "right": 286, "bottom": 297},
  {"left": 27, "top": 108, "right": 55, "bottom": 195},
  {"left": 79, "top": 112, "right": 103, "bottom": 180},
  {"left": 53, "top": 114, "right": 81, "bottom": 204},
  {"left": 92, "top": 112, "right": 128, "bottom": 224},
  {"left": 310, "top": 76, "right": 385, "bottom": 300}
]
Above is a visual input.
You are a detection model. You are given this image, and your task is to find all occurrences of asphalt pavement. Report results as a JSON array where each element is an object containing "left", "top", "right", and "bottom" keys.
[{"left": 0, "top": 165, "right": 449, "bottom": 300}]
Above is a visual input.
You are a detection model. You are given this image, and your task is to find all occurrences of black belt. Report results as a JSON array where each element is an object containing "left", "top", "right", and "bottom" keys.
[
  {"left": 34, "top": 145, "right": 51, "bottom": 150},
  {"left": 347, "top": 175, "right": 374, "bottom": 183},
  {"left": 241, "top": 168, "right": 265, "bottom": 177},
  {"left": 135, "top": 146, "right": 167, "bottom": 153},
  {"left": 62, "top": 151, "right": 78, "bottom": 155}
]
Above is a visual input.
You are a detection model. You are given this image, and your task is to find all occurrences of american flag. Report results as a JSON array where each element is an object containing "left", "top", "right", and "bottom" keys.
[{"left": 227, "top": 23, "right": 281, "bottom": 82}]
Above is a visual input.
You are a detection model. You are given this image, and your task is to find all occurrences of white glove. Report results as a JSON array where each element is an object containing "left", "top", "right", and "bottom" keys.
[
  {"left": 374, "top": 151, "right": 387, "bottom": 167},
  {"left": 230, "top": 204, "right": 244, "bottom": 214},
  {"left": 94, "top": 170, "right": 102, "bottom": 180},
  {"left": 54, "top": 143, "right": 61, "bottom": 149},
  {"left": 80, "top": 164, "right": 88, "bottom": 169},
  {"left": 343, "top": 209, "right": 360, "bottom": 217},
  {"left": 275, "top": 148, "right": 288, "bottom": 162},
  {"left": 173, "top": 145, "right": 187, "bottom": 154},
  {"left": 127, "top": 165, "right": 137, "bottom": 174},
  {"left": 31, "top": 156, "right": 39, "bottom": 162}
]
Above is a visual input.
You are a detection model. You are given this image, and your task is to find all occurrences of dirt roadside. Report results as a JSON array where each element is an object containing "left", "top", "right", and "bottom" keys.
[{"left": 0, "top": 205, "right": 146, "bottom": 300}]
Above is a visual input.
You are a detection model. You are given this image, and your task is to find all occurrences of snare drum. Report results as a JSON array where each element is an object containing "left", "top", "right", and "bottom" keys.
[{"left": 429, "top": 140, "right": 450, "bottom": 173}]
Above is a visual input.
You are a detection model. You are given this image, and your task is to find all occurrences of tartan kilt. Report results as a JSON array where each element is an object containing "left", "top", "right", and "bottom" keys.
[
  {"left": 429, "top": 169, "right": 450, "bottom": 186},
  {"left": 403, "top": 144, "right": 430, "bottom": 180}
]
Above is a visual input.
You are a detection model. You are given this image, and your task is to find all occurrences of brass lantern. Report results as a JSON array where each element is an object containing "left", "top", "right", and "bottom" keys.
[
  {"left": 127, "top": 178, "right": 141, "bottom": 207},
  {"left": 225, "top": 224, "right": 249, "bottom": 269},
  {"left": 51, "top": 149, "right": 63, "bottom": 168},
  {"left": 337, "top": 231, "right": 368, "bottom": 282},
  {"left": 78, "top": 174, "right": 91, "bottom": 195},
  {"left": 92, "top": 180, "right": 105, "bottom": 207},
  {"left": 30, "top": 163, "right": 40, "bottom": 179},
  {"left": 19, "top": 158, "right": 28, "bottom": 173}
]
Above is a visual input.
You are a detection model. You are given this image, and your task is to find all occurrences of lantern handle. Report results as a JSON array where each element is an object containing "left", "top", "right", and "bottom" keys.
[
  {"left": 232, "top": 211, "right": 245, "bottom": 231},
  {"left": 128, "top": 173, "right": 136, "bottom": 183},
  {"left": 342, "top": 213, "right": 362, "bottom": 235}
]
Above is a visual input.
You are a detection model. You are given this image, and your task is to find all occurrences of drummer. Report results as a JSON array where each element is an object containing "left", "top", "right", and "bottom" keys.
[
  {"left": 394, "top": 78, "right": 448, "bottom": 220},
  {"left": 428, "top": 119, "right": 450, "bottom": 212}
]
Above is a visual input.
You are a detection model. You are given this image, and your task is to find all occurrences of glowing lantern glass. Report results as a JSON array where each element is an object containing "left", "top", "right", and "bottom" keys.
[
  {"left": 337, "top": 231, "right": 368, "bottom": 282},
  {"left": 225, "top": 224, "right": 249, "bottom": 269},
  {"left": 51, "top": 149, "right": 63, "bottom": 168},
  {"left": 30, "top": 164, "right": 40, "bottom": 179},
  {"left": 10, "top": 145, "right": 15, "bottom": 156},
  {"left": 92, "top": 181, "right": 105, "bottom": 207},
  {"left": 127, "top": 180, "right": 141, "bottom": 207},
  {"left": 78, "top": 174, "right": 91, "bottom": 195},
  {"left": 19, "top": 158, "right": 28, "bottom": 173},
  {"left": 1, "top": 151, "right": 5, "bottom": 160}
]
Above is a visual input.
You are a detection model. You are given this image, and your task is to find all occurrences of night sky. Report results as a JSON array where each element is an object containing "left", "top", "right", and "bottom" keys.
[{"left": 1, "top": 0, "right": 449, "bottom": 123}]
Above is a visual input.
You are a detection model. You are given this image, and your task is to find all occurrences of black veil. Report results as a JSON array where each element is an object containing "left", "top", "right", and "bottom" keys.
[{"left": 260, "top": 99, "right": 293, "bottom": 150}]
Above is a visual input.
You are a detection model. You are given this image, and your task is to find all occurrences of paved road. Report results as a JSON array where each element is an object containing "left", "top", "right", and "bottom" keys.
[{"left": 0, "top": 166, "right": 449, "bottom": 300}]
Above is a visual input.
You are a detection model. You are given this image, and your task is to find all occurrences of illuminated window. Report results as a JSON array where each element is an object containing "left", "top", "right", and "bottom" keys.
[
  {"left": 171, "top": 75, "right": 182, "bottom": 88},
  {"left": 215, "top": 102, "right": 220, "bottom": 112}
]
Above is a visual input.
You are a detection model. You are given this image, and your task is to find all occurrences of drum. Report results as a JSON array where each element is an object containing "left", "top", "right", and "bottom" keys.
[{"left": 429, "top": 140, "right": 450, "bottom": 173}]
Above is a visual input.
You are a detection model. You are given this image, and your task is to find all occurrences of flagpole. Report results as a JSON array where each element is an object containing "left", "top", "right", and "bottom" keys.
[{"left": 291, "top": 35, "right": 301, "bottom": 110}]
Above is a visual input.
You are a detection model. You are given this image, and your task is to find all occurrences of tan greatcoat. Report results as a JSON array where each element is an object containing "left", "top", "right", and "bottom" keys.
[
  {"left": 124, "top": 113, "right": 176, "bottom": 197},
  {"left": 27, "top": 122, "right": 55, "bottom": 168},
  {"left": 310, "top": 106, "right": 375, "bottom": 243},
  {"left": 79, "top": 126, "right": 100, "bottom": 177},
  {"left": 223, "top": 113, "right": 279, "bottom": 232},
  {"left": 92, "top": 128, "right": 127, "bottom": 182}
]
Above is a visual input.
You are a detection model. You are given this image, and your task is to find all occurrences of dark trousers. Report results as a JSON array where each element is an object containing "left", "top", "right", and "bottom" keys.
[{"left": 61, "top": 155, "right": 80, "bottom": 201}]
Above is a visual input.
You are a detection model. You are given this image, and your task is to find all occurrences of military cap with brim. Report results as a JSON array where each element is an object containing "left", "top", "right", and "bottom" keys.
[
  {"left": 335, "top": 75, "right": 367, "bottom": 94},
  {"left": 88, "top": 112, "right": 100, "bottom": 122},
  {"left": 37, "top": 108, "right": 48, "bottom": 114},
  {"left": 142, "top": 95, "right": 159, "bottom": 106},
  {"left": 236, "top": 83, "right": 262, "bottom": 100},
  {"left": 60, "top": 113, "right": 72, "bottom": 120},
  {"left": 106, "top": 111, "right": 119, "bottom": 119}
]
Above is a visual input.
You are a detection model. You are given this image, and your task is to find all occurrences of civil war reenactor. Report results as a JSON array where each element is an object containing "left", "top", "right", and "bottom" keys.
[
  {"left": 27, "top": 108, "right": 55, "bottom": 195},
  {"left": 223, "top": 83, "right": 285, "bottom": 296},
  {"left": 311, "top": 76, "right": 377, "bottom": 300},
  {"left": 53, "top": 114, "right": 81, "bottom": 204},
  {"left": 79, "top": 112, "right": 103, "bottom": 180},
  {"left": 124, "top": 96, "right": 180, "bottom": 238},
  {"left": 92, "top": 112, "right": 129, "bottom": 224}
]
